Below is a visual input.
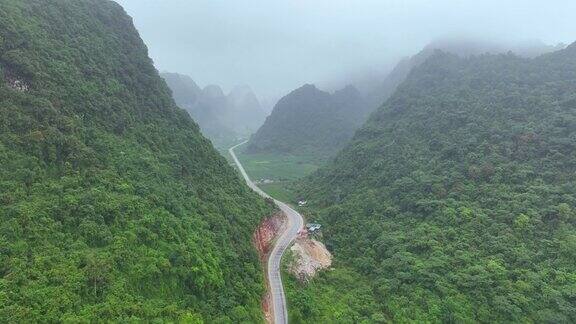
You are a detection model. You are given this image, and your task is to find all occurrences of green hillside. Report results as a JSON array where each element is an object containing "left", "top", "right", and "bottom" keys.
[
  {"left": 246, "top": 84, "right": 370, "bottom": 159},
  {"left": 291, "top": 45, "right": 576, "bottom": 322},
  {"left": 0, "top": 0, "right": 271, "bottom": 322}
]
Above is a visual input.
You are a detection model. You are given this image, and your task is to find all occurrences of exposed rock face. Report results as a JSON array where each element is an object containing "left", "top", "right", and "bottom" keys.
[
  {"left": 289, "top": 237, "right": 332, "bottom": 281},
  {"left": 3, "top": 67, "right": 30, "bottom": 92},
  {"left": 252, "top": 212, "right": 287, "bottom": 324},
  {"left": 253, "top": 212, "right": 286, "bottom": 261},
  {"left": 6, "top": 76, "right": 29, "bottom": 91}
]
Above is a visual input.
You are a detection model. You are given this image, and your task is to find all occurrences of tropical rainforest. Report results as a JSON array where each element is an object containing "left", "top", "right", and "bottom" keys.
[
  {"left": 288, "top": 44, "right": 576, "bottom": 322},
  {"left": 0, "top": 0, "right": 272, "bottom": 322}
]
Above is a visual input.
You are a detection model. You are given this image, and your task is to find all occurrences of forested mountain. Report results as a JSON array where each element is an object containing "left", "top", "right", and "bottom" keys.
[
  {"left": 365, "top": 38, "right": 567, "bottom": 112},
  {"left": 290, "top": 43, "right": 576, "bottom": 322},
  {"left": 0, "top": 0, "right": 272, "bottom": 322},
  {"left": 246, "top": 84, "right": 370, "bottom": 158},
  {"left": 161, "top": 73, "right": 267, "bottom": 143}
]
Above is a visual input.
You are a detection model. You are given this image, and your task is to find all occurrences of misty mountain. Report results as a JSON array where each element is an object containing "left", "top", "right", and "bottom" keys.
[
  {"left": 245, "top": 84, "right": 370, "bottom": 158},
  {"left": 227, "top": 85, "right": 268, "bottom": 132},
  {"left": 364, "top": 38, "right": 567, "bottom": 110},
  {"left": 245, "top": 38, "right": 563, "bottom": 158},
  {"left": 161, "top": 73, "right": 267, "bottom": 142},
  {"left": 293, "top": 42, "right": 576, "bottom": 322},
  {"left": 0, "top": 1, "right": 272, "bottom": 321},
  {"left": 160, "top": 72, "right": 202, "bottom": 106}
]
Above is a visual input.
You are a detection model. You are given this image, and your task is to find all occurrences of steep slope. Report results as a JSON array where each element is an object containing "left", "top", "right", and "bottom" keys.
[
  {"left": 0, "top": 1, "right": 272, "bottom": 322},
  {"left": 292, "top": 44, "right": 576, "bottom": 322},
  {"left": 246, "top": 84, "right": 369, "bottom": 158}
]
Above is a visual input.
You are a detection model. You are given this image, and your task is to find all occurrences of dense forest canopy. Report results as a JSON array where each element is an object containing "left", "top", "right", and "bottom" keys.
[
  {"left": 246, "top": 84, "right": 370, "bottom": 159},
  {"left": 0, "top": 0, "right": 272, "bottom": 322},
  {"left": 364, "top": 38, "right": 567, "bottom": 114},
  {"left": 289, "top": 43, "right": 576, "bottom": 322}
]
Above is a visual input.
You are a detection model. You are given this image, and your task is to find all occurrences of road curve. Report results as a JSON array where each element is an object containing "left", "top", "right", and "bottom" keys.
[{"left": 229, "top": 141, "right": 304, "bottom": 324}]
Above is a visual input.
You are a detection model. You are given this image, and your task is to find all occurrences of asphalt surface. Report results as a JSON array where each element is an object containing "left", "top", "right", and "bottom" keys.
[{"left": 229, "top": 141, "right": 304, "bottom": 324}]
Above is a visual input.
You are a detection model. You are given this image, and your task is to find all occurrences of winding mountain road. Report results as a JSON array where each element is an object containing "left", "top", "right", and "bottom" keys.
[{"left": 229, "top": 141, "right": 304, "bottom": 324}]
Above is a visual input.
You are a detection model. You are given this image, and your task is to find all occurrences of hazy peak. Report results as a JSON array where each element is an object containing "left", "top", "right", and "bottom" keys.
[
  {"left": 202, "top": 84, "right": 225, "bottom": 98},
  {"left": 334, "top": 84, "right": 360, "bottom": 96},
  {"left": 292, "top": 83, "right": 322, "bottom": 94}
]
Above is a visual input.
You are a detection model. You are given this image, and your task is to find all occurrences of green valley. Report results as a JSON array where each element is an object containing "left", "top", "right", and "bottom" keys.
[
  {"left": 234, "top": 145, "right": 321, "bottom": 203},
  {"left": 2, "top": 0, "right": 575, "bottom": 322}
]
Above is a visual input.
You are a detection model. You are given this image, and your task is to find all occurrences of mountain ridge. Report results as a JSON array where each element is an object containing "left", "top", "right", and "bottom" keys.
[
  {"left": 246, "top": 83, "right": 370, "bottom": 158},
  {"left": 289, "top": 42, "right": 576, "bottom": 322}
]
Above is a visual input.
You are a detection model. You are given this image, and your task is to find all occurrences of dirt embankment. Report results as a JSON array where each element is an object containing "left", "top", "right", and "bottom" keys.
[
  {"left": 253, "top": 211, "right": 286, "bottom": 261},
  {"left": 289, "top": 236, "right": 332, "bottom": 281},
  {"left": 253, "top": 212, "right": 286, "bottom": 323}
]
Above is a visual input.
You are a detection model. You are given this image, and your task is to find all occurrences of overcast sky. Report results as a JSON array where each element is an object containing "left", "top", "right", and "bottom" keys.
[{"left": 115, "top": 0, "right": 575, "bottom": 101}]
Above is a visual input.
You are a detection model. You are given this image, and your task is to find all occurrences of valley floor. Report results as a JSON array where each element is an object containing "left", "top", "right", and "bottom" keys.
[{"left": 233, "top": 149, "right": 322, "bottom": 202}]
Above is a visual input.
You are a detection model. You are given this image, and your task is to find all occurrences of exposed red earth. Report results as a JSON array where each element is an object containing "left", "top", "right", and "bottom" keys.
[{"left": 253, "top": 212, "right": 287, "bottom": 323}]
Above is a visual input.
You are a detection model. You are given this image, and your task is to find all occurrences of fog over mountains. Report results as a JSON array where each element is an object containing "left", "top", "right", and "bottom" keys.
[
  {"left": 3, "top": 0, "right": 576, "bottom": 322},
  {"left": 246, "top": 84, "right": 370, "bottom": 158},
  {"left": 245, "top": 38, "right": 568, "bottom": 160},
  {"left": 116, "top": 0, "right": 575, "bottom": 100},
  {"left": 161, "top": 72, "right": 267, "bottom": 142}
]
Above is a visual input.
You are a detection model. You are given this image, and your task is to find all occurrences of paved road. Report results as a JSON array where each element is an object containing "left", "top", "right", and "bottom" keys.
[{"left": 229, "top": 141, "right": 304, "bottom": 324}]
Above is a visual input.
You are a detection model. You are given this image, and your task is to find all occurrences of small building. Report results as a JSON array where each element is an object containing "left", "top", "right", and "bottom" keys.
[
  {"left": 306, "top": 223, "right": 322, "bottom": 233},
  {"left": 257, "top": 178, "right": 274, "bottom": 184},
  {"left": 298, "top": 200, "right": 308, "bottom": 207}
]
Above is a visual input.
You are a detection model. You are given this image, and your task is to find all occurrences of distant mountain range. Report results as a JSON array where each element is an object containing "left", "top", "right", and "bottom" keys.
[
  {"left": 364, "top": 38, "right": 568, "bottom": 111},
  {"left": 161, "top": 72, "right": 267, "bottom": 143},
  {"left": 245, "top": 84, "right": 371, "bottom": 158},
  {"left": 245, "top": 39, "right": 568, "bottom": 160}
]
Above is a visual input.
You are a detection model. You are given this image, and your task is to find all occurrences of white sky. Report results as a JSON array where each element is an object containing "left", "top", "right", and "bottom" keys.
[{"left": 115, "top": 0, "right": 576, "bottom": 100}]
